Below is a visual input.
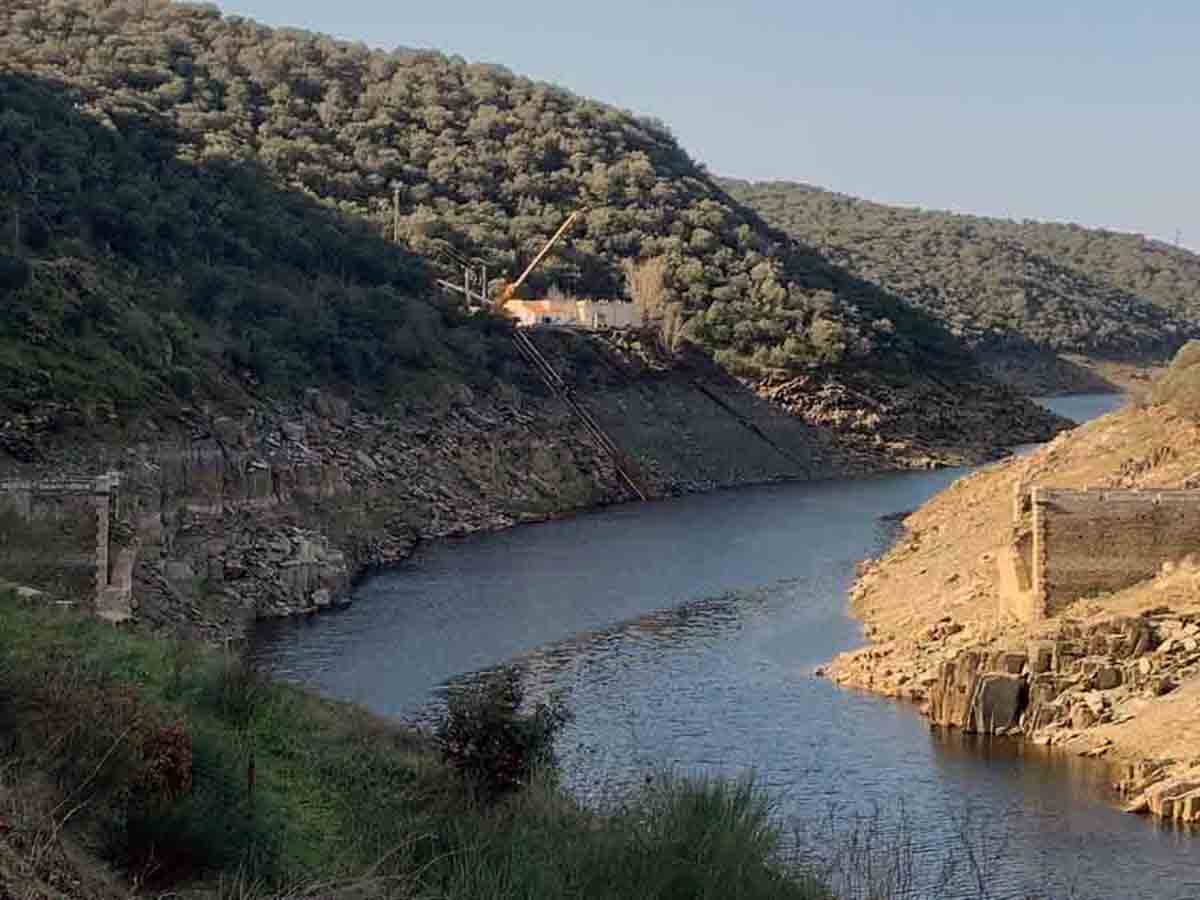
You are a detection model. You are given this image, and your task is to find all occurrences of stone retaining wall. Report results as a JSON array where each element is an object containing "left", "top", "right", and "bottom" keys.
[
  {"left": 0, "top": 472, "right": 130, "bottom": 620},
  {"left": 1004, "top": 487, "right": 1200, "bottom": 621}
]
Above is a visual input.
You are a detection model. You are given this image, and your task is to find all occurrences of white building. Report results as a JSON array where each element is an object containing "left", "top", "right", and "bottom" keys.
[{"left": 504, "top": 298, "right": 641, "bottom": 330}]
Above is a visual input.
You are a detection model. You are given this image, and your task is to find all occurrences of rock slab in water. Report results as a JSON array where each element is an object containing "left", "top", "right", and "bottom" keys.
[{"left": 968, "top": 673, "right": 1025, "bottom": 734}]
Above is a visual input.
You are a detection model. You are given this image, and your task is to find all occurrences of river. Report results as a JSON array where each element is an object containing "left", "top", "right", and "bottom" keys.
[{"left": 251, "top": 393, "right": 1199, "bottom": 899}]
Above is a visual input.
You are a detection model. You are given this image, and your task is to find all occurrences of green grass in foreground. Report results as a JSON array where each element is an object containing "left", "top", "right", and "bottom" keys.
[{"left": 0, "top": 594, "right": 825, "bottom": 899}]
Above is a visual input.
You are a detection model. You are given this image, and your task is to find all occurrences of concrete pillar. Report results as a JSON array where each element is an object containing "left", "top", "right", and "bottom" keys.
[
  {"left": 91, "top": 472, "right": 121, "bottom": 612},
  {"left": 94, "top": 492, "right": 110, "bottom": 600},
  {"left": 1030, "top": 486, "right": 1048, "bottom": 620}
]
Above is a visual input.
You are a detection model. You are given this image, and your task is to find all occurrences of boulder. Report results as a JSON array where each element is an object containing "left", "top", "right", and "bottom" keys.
[
  {"left": 1052, "top": 640, "right": 1086, "bottom": 673},
  {"left": 1129, "top": 622, "right": 1157, "bottom": 657},
  {"left": 1092, "top": 666, "right": 1123, "bottom": 691},
  {"left": 1149, "top": 676, "right": 1178, "bottom": 697},
  {"left": 305, "top": 388, "right": 350, "bottom": 422},
  {"left": 211, "top": 416, "right": 245, "bottom": 447},
  {"left": 994, "top": 650, "right": 1027, "bottom": 675},
  {"left": 1024, "top": 695, "right": 1066, "bottom": 731},
  {"left": 1147, "top": 780, "right": 1200, "bottom": 823},
  {"left": 1028, "top": 640, "right": 1055, "bottom": 674},
  {"left": 1177, "top": 789, "right": 1200, "bottom": 824},
  {"left": 1024, "top": 672, "right": 1065, "bottom": 732},
  {"left": 929, "top": 650, "right": 985, "bottom": 727},
  {"left": 1071, "top": 702, "right": 1097, "bottom": 729},
  {"left": 164, "top": 560, "right": 195, "bottom": 585},
  {"left": 1079, "top": 691, "right": 1106, "bottom": 716},
  {"left": 281, "top": 421, "right": 306, "bottom": 443},
  {"left": 966, "top": 672, "right": 1026, "bottom": 734}
]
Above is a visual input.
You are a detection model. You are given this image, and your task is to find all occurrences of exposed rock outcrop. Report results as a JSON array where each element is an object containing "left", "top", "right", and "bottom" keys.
[
  {"left": 825, "top": 396, "right": 1200, "bottom": 826},
  {"left": 755, "top": 366, "right": 1065, "bottom": 468},
  {"left": 107, "top": 385, "right": 635, "bottom": 639},
  {"left": 2, "top": 329, "right": 1068, "bottom": 640}
]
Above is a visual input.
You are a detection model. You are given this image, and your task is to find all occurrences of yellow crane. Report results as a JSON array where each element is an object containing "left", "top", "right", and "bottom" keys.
[{"left": 496, "top": 209, "right": 584, "bottom": 307}]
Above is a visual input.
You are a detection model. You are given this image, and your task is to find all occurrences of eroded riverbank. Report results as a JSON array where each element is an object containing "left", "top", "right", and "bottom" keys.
[
  {"left": 828, "top": 390, "right": 1200, "bottom": 828},
  {"left": 0, "top": 330, "right": 1066, "bottom": 640},
  {"left": 251, "top": 393, "right": 1200, "bottom": 899}
]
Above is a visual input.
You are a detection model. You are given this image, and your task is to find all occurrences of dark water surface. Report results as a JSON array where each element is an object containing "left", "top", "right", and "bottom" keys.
[
  {"left": 253, "top": 393, "right": 1199, "bottom": 898},
  {"left": 1035, "top": 392, "right": 1128, "bottom": 421}
]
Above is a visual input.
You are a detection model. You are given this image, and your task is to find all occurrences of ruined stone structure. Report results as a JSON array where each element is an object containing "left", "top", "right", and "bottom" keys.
[
  {"left": 0, "top": 472, "right": 132, "bottom": 621},
  {"left": 1001, "top": 485, "right": 1200, "bottom": 621},
  {"left": 0, "top": 444, "right": 353, "bottom": 631}
]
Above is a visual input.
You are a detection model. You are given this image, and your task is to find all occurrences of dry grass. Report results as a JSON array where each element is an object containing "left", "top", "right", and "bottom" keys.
[
  {"left": 1151, "top": 340, "right": 1200, "bottom": 421},
  {"left": 621, "top": 257, "right": 687, "bottom": 353},
  {"left": 621, "top": 256, "right": 669, "bottom": 324}
]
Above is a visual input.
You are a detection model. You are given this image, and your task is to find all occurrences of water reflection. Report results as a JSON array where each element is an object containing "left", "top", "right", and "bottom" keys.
[
  {"left": 416, "top": 589, "right": 762, "bottom": 725},
  {"left": 252, "top": 466, "right": 945, "bottom": 715},
  {"left": 252, "top": 394, "right": 1197, "bottom": 899}
]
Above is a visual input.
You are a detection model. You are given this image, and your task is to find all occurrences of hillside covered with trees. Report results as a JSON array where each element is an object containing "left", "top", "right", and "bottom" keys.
[
  {"left": 722, "top": 179, "right": 1200, "bottom": 363},
  {"left": 0, "top": 0, "right": 988, "bottom": 426}
]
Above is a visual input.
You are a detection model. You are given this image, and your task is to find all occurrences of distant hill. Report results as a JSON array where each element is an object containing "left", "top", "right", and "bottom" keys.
[
  {"left": 721, "top": 179, "right": 1200, "bottom": 364},
  {"left": 0, "top": 0, "right": 991, "bottom": 425}
]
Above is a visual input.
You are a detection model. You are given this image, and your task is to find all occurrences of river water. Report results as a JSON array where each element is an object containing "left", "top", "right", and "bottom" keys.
[{"left": 251, "top": 393, "right": 1199, "bottom": 899}]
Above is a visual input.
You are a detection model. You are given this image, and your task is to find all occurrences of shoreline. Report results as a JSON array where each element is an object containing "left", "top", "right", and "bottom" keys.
[
  {"left": 822, "top": 399, "right": 1200, "bottom": 827},
  {"left": 307, "top": 429, "right": 1052, "bottom": 625},
  {"left": 1, "top": 325, "right": 1070, "bottom": 641}
]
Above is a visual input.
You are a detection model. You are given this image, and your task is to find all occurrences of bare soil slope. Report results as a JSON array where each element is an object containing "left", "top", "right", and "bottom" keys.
[{"left": 825, "top": 399, "right": 1200, "bottom": 823}]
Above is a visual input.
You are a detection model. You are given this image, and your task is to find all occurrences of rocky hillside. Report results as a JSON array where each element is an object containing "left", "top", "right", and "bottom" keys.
[
  {"left": 0, "top": 1, "right": 1067, "bottom": 636},
  {"left": 824, "top": 345, "right": 1200, "bottom": 824},
  {"left": 723, "top": 179, "right": 1200, "bottom": 382},
  {"left": 1, "top": 0, "right": 1039, "bottom": 406},
  {"left": 2, "top": 324, "right": 1064, "bottom": 641},
  {"left": 0, "top": 330, "right": 833, "bottom": 638}
]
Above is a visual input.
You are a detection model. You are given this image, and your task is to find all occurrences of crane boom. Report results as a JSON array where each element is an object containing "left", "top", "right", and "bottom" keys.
[{"left": 500, "top": 210, "right": 583, "bottom": 304}]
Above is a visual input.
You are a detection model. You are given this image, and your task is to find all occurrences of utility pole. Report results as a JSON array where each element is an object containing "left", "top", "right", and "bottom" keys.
[{"left": 1176, "top": 228, "right": 1183, "bottom": 248}]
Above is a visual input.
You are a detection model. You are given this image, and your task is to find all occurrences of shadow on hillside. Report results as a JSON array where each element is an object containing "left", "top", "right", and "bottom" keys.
[
  {"left": 3, "top": 68, "right": 1038, "bottom": 421},
  {"left": 975, "top": 346, "right": 1120, "bottom": 396},
  {"left": 709, "top": 183, "right": 985, "bottom": 375},
  {"left": 0, "top": 71, "right": 431, "bottom": 289},
  {"left": 0, "top": 72, "right": 521, "bottom": 416}
]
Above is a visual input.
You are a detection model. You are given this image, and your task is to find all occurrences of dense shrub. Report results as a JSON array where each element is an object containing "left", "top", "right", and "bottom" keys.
[
  {"left": 434, "top": 667, "right": 573, "bottom": 800},
  {"left": 195, "top": 655, "right": 266, "bottom": 732},
  {"left": 0, "top": 254, "right": 30, "bottom": 293},
  {"left": 723, "top": 178, "right": 1200, "bottom": 360},
  {"left": 0, "top": 645, "right": 204, "bottom": 871},
  {"left": 122, "top": 724, "right": 282, "bottom": 881},
  {"left": 0, "top": 71, "right": 502, "bottom": 410},
  {"left": 0, "top": 0, "right": 981, "bottom": 409}
]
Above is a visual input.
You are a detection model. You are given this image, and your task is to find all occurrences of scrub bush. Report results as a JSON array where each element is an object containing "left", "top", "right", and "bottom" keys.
[{"left": 434, "top": 667, "right": 572, "bottom": 800}]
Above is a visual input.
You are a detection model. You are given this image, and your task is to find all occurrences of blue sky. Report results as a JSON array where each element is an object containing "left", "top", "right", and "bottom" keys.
[{"left": 222, "top": 0, "right": 1198, "bottom": 250}]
